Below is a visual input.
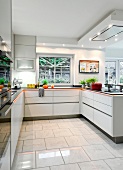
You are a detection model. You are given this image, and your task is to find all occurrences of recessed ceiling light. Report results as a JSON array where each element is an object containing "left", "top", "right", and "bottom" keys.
[
  {"left": 2, "top": 40, "right": 5, "bottom": 43},
  {"left": 115, "top": 34, "right": 118, "bottom": 37},
  {"left": 43, "top": 43, "right": 45, "bottom": 45},
  {"left": 97, "top": 32, "right": 101, "bottom": 35},
  {"left": 99, "top": 46, "right": 102, "bottom": 49},
  {"left": 105, "top": 40, "right": 107, "bottom": 42},
  {"left": 89, "top": 38, "right": 92, "bottom": 41},
  {"left": 81, "top": 45, "right": 84, "bottom": 47},
  {"left": 108, "top": 24, "right": 113, "bottom": 28},
  {"left": 62, "top": 44, "right": 65, "bottom": 46},
  {"left": 115, "top": 38, "right": 118, "bottom": 41}
]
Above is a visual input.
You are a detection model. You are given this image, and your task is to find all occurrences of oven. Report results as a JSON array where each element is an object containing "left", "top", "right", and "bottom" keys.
[{"left": 0, "top": 89, "right": 11, "bottom": 109}]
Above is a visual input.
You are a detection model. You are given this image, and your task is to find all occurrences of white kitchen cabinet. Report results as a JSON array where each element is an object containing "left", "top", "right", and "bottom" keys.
[
  {"left": 15, "top": 35, "right": 36, "bottom": 46},
  {"left": 25, "top": 97, "right": 53, "bottom": 104},
  {"left": 0, "top": 141, "right": 10, "bottom": 170},
  {"left": 15, "top": 58, "right": 35, "bottom": 71},
  {"left": 15, "top": 45, "right": 36, "bottom": 59},
  {"left": 82, "top": 104, "right": 93, "bottom": 122},
  {"left": 53, "top": 96, "right": 79, "bottom": 103},
  {"left": 83, "top": 96, "right": 93, "bottom": 107},
  {"left": 93, "top": 109, "right": 112, "bottom": 136},
  {"left": 25, "top": 104, "right": 53, "bottom": 117},
  {"left": 54, "top": 103, "right": 79, "bottom": 115},
  {"left": 82, "top": 90, "right": 93, "bottom": 100},
  {"left": 54, "top": 90, "right": 79, "bottom": 96},
  {"left": 11, "top": 91, "right": 24, "bottom": 166},
  {"left": 94, "top": 100, "right": 112, "bottom": 116},
  {"left": 93, "top": 93, "right": 112, "bottom": 106},
  {"left": 25, "top": 90, "right": 53, "bottom": 98}
]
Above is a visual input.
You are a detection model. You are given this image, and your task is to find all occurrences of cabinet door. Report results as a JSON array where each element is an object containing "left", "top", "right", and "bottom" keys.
[
  {"left": 54, "top": 103, "right": 79, "bottom": 115},
  {"left": 11, "top": 92, "right": 24, "bottom": 165},
  {"left": 82, "top": 104, "right": 93, "bottom": 122},
  {"left": 94, "top": 100, "right": 112, "bottom": 116},
  {"left": 93, "top": 93, "right": 112, "bottom": 106},
  {"left": 53, "top": 96, "right": 79, "bottom": 103},
  {"left": 93, "top": 109, "right": 112, "bottom": 136},
  {"left": 25, "top": 104, "right": 53, "bottom": 117},
  {"left": 82, "top": 91, "right": 93, "bottom": 100},
  {"left": 54, "top": 90, "right": 79, "bottom": 96},
  {"left": 25, "top": 97, "right": 53, "bottom": 104},
  {"left": 83, "top": 96, "right": 93, "bottom": 107},
  {"left": 25, "top": 90, "right": 53, "bottom": 98},
  {"left": 0, "top": 142, "right": 10, "bottom": 170}
]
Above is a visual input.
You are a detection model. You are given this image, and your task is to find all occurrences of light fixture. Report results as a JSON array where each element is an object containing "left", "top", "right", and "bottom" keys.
[
  {"left": 97, "top": 32, "right": 101, "bottom": 35},
  {"left": 43, "top": 43, "right": 45, "bottom": 45},
  {"left": 105, "top": 40, "right": 107, "bottom": 42},
  {"left": 81, "top": 45, "right": 84, "bottom": 47},
  {"left": 115, "top": 38, "right": 118, "bottom": 41},
  {"left": 62, "top": 44, "right": 65, "bottom": 46},
  {"left": 89, "top": 38, "right": 92, "bottom": 41},
  {"left": 115, "top": 34, "right": 118, "bottom": 37},
  {"left": 99, "top": 46, "right": 102, "bottom": 49}
]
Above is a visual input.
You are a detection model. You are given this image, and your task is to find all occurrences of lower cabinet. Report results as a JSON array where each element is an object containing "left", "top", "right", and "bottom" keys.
[
  {"left": 82, "top": 104, "right": 93, "bottom": 122},
  {"left": 11, "top": 92, "right": 24, "bottom": 166},
  {"left": 93, "top": 109, "right": 112, "bottom": 136},
  {"left": 54, "top": 103, "right": 79, "bottom": 115},
  {"left": 0, "top": 141, "right": 10, "bottom": 170},
  {"left": 25, "top": 104, "right": 53, "bottom": 117}
]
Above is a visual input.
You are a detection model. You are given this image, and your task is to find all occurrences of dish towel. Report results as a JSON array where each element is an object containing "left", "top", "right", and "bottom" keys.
[{"left": 39, "top": 88, "right": 44, "bottom": 97}]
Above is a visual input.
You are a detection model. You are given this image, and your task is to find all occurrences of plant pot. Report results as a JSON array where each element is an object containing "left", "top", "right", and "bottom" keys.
[
  {"left": 43, "top": 85, "right": 48, "bottom": 89},
  {"left": 0, "top": 85, "right": 4, "bottom": 89},
  {"left": 81, "top": 84, "right": 85, "bottom": 88}
]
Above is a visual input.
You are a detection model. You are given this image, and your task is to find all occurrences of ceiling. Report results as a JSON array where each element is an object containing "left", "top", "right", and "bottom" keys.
[{"left": 12, "top": 0, "right": 123, "bottom": 49}]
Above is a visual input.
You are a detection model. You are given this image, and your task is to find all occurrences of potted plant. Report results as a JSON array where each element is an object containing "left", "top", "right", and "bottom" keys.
[
  {"left": 86, "top": 77, "right": 98, "bottom": 87},
  {"left": 0, "top": 78, "right": 5, "bottom": 89},
  {"left": 79, "top": 80, "right": 86, "bottom": 88},
  {"left": 42, "top": 79, "right": 48, "bottom": 89}
]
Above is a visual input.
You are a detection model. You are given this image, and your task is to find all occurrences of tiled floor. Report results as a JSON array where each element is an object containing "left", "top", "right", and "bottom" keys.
[{"left": 12, "top": 118, "right": 123, "bottom": 170}]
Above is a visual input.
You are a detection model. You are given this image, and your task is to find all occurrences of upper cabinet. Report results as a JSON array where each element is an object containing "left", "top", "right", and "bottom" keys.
[{"left": 0, "top": 0, "right": 12, "bottom": 50}]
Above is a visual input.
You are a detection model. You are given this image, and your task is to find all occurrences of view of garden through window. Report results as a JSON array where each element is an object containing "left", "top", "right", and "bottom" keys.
[{"left": 39, "top": 57, "right": 71, "bottom": 83}]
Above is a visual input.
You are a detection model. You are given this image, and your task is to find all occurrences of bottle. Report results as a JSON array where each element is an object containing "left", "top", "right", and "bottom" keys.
[{"left": 8, "top": 82, "right": 11, "bottom": 89}]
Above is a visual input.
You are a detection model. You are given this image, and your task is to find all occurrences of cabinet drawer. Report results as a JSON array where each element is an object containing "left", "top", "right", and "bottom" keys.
[
  {"left": 25, "top": 97, "right": 53, "bottom": 104},
  {"left": 54, "top": 96, "right": 79, "bottom": 103},
  {"left": 25, "top": 90, "right": 53, "bottom": 97},
  {"left": 25, "top": 104, "right": 53, "bottom": 117},
  {"left": 83, "top": 96, "right": 93, "bottom": 107},
  {"left": 82, "top": 104, "right": 93, "bottom": 122},
  {"left": 94, "top": 93, "right": 112, "bottom": 106},
  {"left": 94, "top": 101, "right": 112, "bottom": 116},
  {"left": 94, "top": 109, "right": 112, "bottom": 136},
  {"left": 54, "top": 103, "right": 79, "bottom": 115},
  {"left": 54, "top": 90, "right": 79, "bottom": 97},
  {"left": 82, "top": 91, "right": 93, "bottom": 100}
]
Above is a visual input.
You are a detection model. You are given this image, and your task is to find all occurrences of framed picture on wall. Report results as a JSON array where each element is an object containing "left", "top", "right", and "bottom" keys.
[{"left": 79, "top": 60, "right": 99, "bottom": 73}]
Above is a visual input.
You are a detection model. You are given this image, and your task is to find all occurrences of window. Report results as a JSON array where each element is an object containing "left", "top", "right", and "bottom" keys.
[
  {"left": 39, "top": 56, "right": 71, "bottom": 84},
  {"left": 105, "top": 61, "right": 116, "bottom": 84},
  {"left": 119, "top": 61, "right": 123, "bottom": 83}
]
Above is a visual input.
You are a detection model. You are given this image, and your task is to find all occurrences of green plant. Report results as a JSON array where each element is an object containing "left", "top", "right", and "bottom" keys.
[
  {"left": 79, "top": 80, "right": 86, "bottom": 85},
  {"left": 86, "top": 77, "right": 98, "bottom": 84},
  {"left": 0, "top": 78, "right": 5, "bottom": 85},
  {"left": 42, "top": 79, "right": 48, "bottom": 85}
]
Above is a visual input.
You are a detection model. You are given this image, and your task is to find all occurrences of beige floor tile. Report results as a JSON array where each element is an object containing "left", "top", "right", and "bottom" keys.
[
  {"left": 103, "top": 143, "right": 123, "bottom": 157},
  {"left": 71, "top": 122, "right": 85, "bottom": 128},
  {"left": 26, "top": 124, "right": 42, "bottom": 131},
  {"left": 42, "top": 123, "right": 59, "bottom": 130},
  {"left": 63, "top": 118, "right": 81, "bottom": 122},
  {"left": 31, "top": 168, "right": 50, "bottom": 170},
  {"left": 53, "top": 129, "right": 73, "bottom": 137},
  {"left": 70, "top": 128, "right": 90, "bottom": 135},
  {"left": 36, "top": 149, "right": 64, "bottom": 168},
  {"left": 78, "top": 160, "right": 111, "bottom": 170},
  {"left": 58, "top": 122, "right": 74, "bottom": 129},
  {"left": 83, "top": 145, "right": 114, "bottom": 160},
  {"left": 23, "top": 144, "right": 46, "bottom": 152},
  {"left": 45, "top": 137, "right": 68, "bottom": 149},
  {"left": 12, "top": 152, "right": 35, "bottom": 170},
  {"left": 65, "top": 136, "right": 89, "bottom": 147},
  {"left": 36, "top": 130, "right": 54, "bottom": 139},
  {"left": 61, "top": 147, "right": 90, "bottom": 164},
  {"left": 49, "top": 119, "right": 64, "bottom": 123},
  {"left": 35, "top": 120, "right": 50, "bottom": 124},
  {"left": 24, "top": 139, "right": 45, "bottom": 146},
  {"left": 105, "top": 158, "right": 123, "bottom": 170},
  {"left": 50, "top": 163, "right": 80, "bottom": 170},
  {"left": 19, "top": 131, "right": 35, "bottom": 140}
]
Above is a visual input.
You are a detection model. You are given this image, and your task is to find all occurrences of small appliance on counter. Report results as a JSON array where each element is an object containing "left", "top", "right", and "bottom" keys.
[
  {"left": 13, "top": 78, "right": 22, "bottom": 89},
  {"left": 91, "top": 83, "right": 102, "bottom": 91}
]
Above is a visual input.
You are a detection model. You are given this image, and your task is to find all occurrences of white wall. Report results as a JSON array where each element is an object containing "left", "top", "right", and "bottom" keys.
[
  {"left": 106, "top": 48, "right": 123, "bottom": 59},
  {"left": 36, "top": 47, "right": 105, "bottom": 85}
]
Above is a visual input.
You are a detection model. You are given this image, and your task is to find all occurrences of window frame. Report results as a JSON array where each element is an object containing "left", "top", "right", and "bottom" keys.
[{"left": 36, "top": 53, "right": 73, "bottom": 85}]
